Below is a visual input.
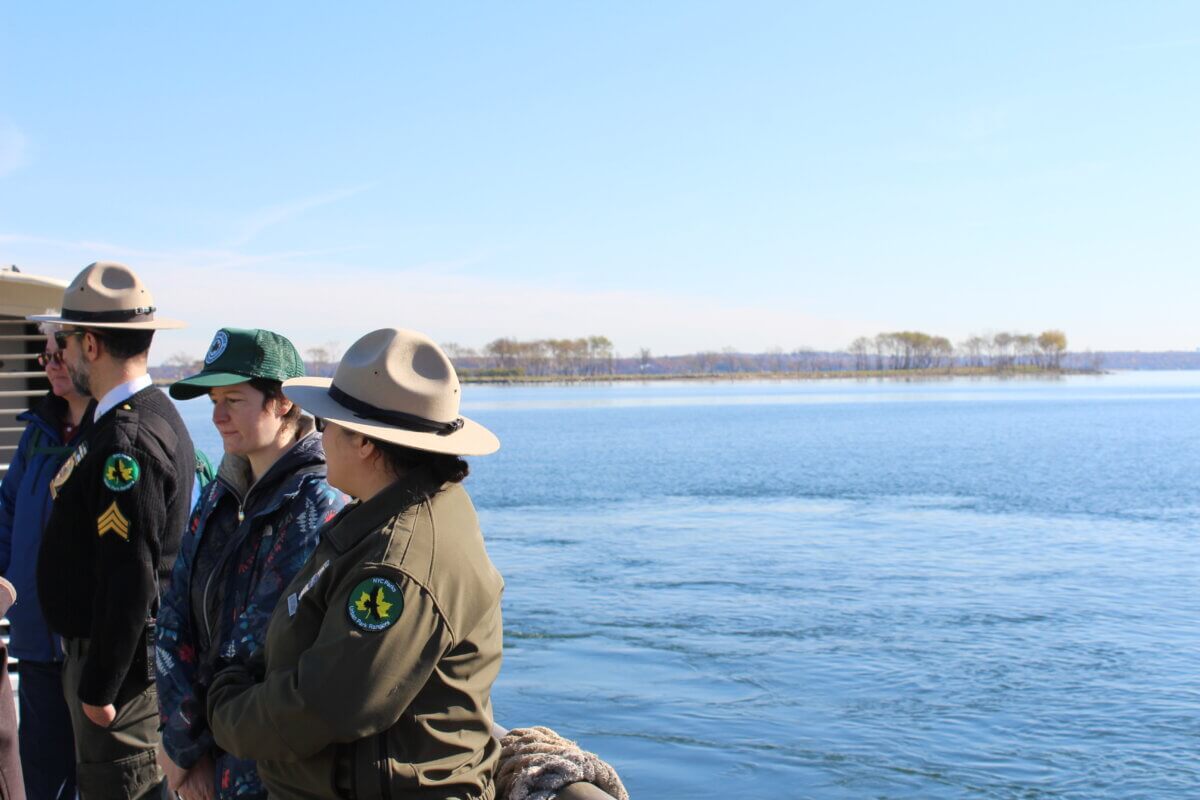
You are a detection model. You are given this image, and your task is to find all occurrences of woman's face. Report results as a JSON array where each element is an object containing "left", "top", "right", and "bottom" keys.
[
  {"left": 319, "top": 420, "right": 352, "bottom": 494},
  {"left": 210, "top": 383, "right": 288, "bottom": 457},
  {"left": 42, "top": 333, "right": 77, "bottom": 399}
]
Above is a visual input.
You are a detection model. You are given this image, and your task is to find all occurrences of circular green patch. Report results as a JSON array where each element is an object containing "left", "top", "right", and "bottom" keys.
[
  {"left": 102, "top": 453, "right": 140, "bottom": 492},
  {"left": 347, "top": 576, "right": 403, "bottom": 632}
]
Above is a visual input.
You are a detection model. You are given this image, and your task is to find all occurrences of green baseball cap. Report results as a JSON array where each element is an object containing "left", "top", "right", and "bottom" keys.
[{"left": 170, "top": 327, "right": 306, "bottom": 400}]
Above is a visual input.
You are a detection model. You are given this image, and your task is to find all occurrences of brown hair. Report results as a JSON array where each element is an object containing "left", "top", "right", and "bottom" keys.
[
  {"left": 92, "top": 329, "right": 154, "bottom": 360},
  {"left": 248, "top": 377, "right": 302, "bottom": 426}
]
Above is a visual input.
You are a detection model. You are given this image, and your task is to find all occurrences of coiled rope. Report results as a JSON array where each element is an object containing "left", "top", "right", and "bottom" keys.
[{"left": 496, "top": 726, "right": 629, "bottom": 800}]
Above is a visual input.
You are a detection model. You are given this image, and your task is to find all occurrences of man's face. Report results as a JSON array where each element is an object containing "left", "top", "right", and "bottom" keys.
[{"left": 59, "top": 327, "right": 93, "bottom": 397}]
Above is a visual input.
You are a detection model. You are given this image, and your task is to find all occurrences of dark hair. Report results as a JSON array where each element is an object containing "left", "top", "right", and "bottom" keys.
[
  {"left": 247, "top": 377, "right": 303, "bottom": 425},
  {"left": 370, "top": 438, "right": 470, "bottom": 485},
  {"left": 91, "top": 329, "right": 154, "bottom": 360}
]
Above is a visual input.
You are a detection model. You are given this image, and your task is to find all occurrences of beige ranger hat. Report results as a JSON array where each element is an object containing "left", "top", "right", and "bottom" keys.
[
  {"left": 283, "top": 328, "right": 499, "bottom": 456},
  {"left": 27, "top": 261, "right": 185, "bottom": 330}
]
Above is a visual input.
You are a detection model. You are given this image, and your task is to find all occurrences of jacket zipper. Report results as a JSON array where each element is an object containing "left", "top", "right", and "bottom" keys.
[
  {"left": 197, "top": 452, "right": 321, "bottom": 650},
  {"left": 200, "top": 477, "right": 260, "bottom": 645}
]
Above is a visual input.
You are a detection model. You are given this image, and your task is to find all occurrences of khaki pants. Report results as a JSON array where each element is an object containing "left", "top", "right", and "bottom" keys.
[{"left": 62, "top": 638, "right": 163, "bottom": 800}]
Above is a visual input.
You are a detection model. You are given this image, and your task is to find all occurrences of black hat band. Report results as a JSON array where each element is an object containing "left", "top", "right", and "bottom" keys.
[
  {"left": 60, "top": 306, "right": 157, "bottom": 323},
  {"left": 328, "top": 384, "right": 464, "bottom": 436}
]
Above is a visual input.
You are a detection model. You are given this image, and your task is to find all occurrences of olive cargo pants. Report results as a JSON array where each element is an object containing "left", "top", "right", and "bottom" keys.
[{"left": 62, "top": 638, "right": 164, "bottom": 800}]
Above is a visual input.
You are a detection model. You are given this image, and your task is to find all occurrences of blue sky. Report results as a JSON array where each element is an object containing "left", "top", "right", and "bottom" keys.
[{"left": 2, "top": 3, "right": 1198, "bottom": 360}]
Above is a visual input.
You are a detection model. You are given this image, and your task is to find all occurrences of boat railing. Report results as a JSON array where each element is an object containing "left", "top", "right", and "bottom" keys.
[{"left": 1, "top": 314, "right": 52, "bottom": 483}]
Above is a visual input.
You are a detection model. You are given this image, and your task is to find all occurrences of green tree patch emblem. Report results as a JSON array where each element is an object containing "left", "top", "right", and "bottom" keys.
[
  {"left": 102, "top": 453, "right": 140, "bottom": 492},
  {"left": 347, "top": 576, "right": 403, "bottom": 632}
]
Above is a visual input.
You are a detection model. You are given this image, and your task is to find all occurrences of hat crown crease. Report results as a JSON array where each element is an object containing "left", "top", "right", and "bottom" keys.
[
  {"left": 333, "top": 329, "right": 461, "bottom": 424},
  {"left": 64, "top": 261, "right": 156, "bottom": 313}
]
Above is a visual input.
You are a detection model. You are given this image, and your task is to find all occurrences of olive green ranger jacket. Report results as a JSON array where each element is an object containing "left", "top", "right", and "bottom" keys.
[{"left": 207, "top": 471, "right": 504, "bottom": 800}]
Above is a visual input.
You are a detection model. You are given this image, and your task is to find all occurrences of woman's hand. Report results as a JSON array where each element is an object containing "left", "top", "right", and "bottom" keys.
[
  {"left": 157, "top": 748, "right": 189, "bottom": 792},
  {"left": 176, "top": 754, "right": 216, "bottom": 800}
]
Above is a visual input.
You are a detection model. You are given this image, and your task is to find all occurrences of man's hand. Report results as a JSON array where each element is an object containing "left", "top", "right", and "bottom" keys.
[
  {"left": 157, "top": 748, "right": 190, "bottom": 792},
  {"left": 176, "top": 754, "right": 216, "bottom": 800},
  {"left": 82, "top": 701, "right": 117, "bottom": 727}
]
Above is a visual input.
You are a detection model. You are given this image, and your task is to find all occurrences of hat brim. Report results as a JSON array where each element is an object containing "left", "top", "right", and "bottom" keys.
[
  {"left": 169, "top": 372, "right": 259, "bottom": 400},
  {"left": 26, "top": 313, "right": 186, "bottom": 330},
  {"left": 282, "top": 377, "right": 500, "bottom": 457}
]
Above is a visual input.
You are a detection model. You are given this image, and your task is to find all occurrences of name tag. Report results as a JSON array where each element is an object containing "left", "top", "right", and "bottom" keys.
[
  {"left": 49, "top": 442, "right": 89, "bottom": 500},
  {"left": 287, "top": 559, "right": 331, "bottom": 617}
]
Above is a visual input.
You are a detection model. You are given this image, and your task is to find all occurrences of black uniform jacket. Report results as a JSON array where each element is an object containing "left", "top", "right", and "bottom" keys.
[{"left": 38, "top": 385, "right": 195, "bottom": 706}]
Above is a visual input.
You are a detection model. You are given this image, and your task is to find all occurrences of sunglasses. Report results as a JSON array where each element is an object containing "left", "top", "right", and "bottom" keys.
[
  {"left": 52, "top": 330, "right": 86, "bottom": 350},
  {"left": 37, "top": 350, "right": 65, "bottom": 368}
]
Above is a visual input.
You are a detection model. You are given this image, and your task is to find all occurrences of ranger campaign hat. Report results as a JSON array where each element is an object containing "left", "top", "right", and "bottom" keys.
[
  {"left": 27, "top": 261, "right": 185, "bottom": 330},
  {"left": 282, "top": 328, "right": 499, "bottom": 456},
  {"left": 170, "top": 327, "right": 306, "bottom": 400}
]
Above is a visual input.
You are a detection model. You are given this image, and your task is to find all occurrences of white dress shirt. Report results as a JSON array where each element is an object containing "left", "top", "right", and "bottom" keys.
[{"left": 94, "top": 374, "right": 154, "bottom": 422}]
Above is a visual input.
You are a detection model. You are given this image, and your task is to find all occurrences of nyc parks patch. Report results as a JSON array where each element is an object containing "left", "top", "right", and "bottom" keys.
[
  {"left": 347, "top": 576, "right": 403, "bottom": 632},
  {"left": 102, "top": 453, "right": 140, "bottom": 492}
]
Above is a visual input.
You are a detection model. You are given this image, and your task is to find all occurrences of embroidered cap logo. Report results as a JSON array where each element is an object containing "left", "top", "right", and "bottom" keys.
[{"left": 205, "top": 330, "right": 230, "bottom": 365}]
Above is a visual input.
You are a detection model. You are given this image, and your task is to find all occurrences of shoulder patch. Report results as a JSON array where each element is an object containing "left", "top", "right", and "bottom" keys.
[
  {"left": 347, "top": 576, "right": 403, "bottom": 632},
  {"left": 103, "top": 453, "right": 140, "bottom": 491}
]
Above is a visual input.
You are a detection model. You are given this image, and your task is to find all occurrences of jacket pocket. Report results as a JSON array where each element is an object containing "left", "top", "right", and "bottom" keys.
[{"left": 344, "top": 732, "right": 394, "bottom": 800}]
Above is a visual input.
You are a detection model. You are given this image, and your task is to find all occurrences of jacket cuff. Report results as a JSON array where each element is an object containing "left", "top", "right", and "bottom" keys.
[
  {"left": 206, "top": 664, "right": 254, "bottom": 720},
  {"left": 75, "top": 665, "right": 122, "bottom": 707}
]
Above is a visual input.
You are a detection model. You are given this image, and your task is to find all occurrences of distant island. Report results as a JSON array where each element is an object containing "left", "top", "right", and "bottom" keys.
[
  {"left": 441, "top": 330, "right": 1096, "bottom": 382},
  {"left": 149, "top": 329, "right": 1200, "bottom": 385}
]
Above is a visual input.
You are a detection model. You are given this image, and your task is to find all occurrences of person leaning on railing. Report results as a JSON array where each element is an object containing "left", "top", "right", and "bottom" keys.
[{"left": 206, "top": 328, "right": 505, "bottom": 800}]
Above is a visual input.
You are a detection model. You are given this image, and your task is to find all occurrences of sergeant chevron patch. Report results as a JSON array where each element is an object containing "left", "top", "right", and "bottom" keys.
[{"left": 97, "top": 501, "right": 131, "bottom": 540}]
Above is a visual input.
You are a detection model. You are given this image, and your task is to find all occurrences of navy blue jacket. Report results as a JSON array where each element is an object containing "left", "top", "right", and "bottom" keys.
[{"left": 0, "top": 393, "right": 92, "bottom": 662}]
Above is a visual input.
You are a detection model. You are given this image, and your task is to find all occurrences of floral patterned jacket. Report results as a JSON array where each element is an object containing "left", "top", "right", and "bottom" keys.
[{"left": 157, "top": 426, "right": 345, "bottom": 798}]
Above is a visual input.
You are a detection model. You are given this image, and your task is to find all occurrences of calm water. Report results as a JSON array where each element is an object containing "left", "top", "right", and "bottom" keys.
[{"left": 178, "top": 372, "right": 1200, "bottom": 799}]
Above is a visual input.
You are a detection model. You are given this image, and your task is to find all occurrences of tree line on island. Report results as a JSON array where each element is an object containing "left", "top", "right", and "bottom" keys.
[
  {"left": 439, "top": 329, "right": 1076, "bottom": 378},
  {"left": 153, "top": 330, "right": 1089, "bottom": 382},
  {"left": 848, "top": 330, "right": 1068, "bottom": 371}
]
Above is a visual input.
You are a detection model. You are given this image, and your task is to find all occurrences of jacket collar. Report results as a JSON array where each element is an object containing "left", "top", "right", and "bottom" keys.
[
  {"left": 322, "top": 467, "right": 442, "bottom": 554},
  {"left": 18, "top": 391, "right": 96, "bottom": 442},
  {"left": 94, "top": 374, "right": 154, "bottom": 421}
]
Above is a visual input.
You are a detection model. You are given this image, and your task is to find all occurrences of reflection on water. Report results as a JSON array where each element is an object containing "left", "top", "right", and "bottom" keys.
[{"left": 177, "top": 373, "right": 1200, "bottom": 799}]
